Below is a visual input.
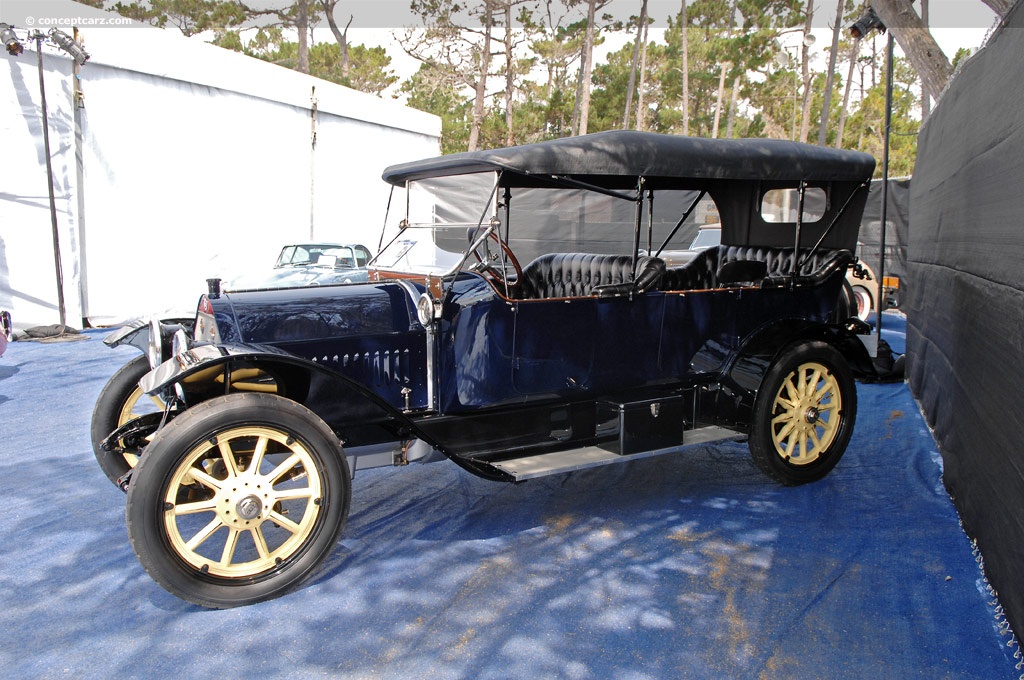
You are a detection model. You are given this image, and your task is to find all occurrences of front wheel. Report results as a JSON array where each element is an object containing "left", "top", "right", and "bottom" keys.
[
  {"left": 749, "top": 341, "right": 856, "bottom": 485},
  {"left": 91, "top": 354, "right": 165, "bottom": 486},
  {"left": 125, "top": 393, "right": 350, "bottom": 608}
]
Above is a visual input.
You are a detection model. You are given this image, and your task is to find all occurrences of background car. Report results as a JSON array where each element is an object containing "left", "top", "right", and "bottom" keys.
[{"left": 228, "top": 243, "right": 373, "bottom": 289}]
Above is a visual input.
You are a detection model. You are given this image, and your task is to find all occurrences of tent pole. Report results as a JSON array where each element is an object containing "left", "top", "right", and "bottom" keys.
[
  {"left": 35, "top": 32, "right": 67, "bottom": 328},
  {"left": 877, "top": 34, "right": 893, "bottom": 347}
]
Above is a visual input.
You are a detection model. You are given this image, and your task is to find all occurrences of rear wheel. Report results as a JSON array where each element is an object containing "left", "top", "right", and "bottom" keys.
[
  {"left": 749, "top": 341, "right": 856, "bottom": 485},
  {"left": 125, "top": 393, "right": 350, "bottom": 608},
  {"left": 851, "top": 284, "right": 874, "bottom": 321},
  {"left": 91, "top": 355, "right": 164, "bottom": 485}
]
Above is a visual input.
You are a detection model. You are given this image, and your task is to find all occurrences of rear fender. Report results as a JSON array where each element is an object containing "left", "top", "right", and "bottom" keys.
[{"left": 708, "top": 320, "right": 873, "bottom": 428}]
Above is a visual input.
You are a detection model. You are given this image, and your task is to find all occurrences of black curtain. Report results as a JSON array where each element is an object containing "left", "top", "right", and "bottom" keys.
[{"left": 906, "top": 1, "right": 1024, "bottom": 639}]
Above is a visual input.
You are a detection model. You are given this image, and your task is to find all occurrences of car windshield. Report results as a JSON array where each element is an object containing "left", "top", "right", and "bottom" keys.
[
  {"left": 690, "top": 227, "right": 722, "bottom": 250},
  {"left": 373, "top": 170, "right": 722, "bottom": 277},
  {"left": 276, "top": 244, "right": 341, "bottom": 267},
  {"left": 373, "top": 173, "right": 499, "bottom": 276}
]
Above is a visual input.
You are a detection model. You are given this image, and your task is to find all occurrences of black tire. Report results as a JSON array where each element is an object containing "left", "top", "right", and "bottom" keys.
[
  {"left": 749, "top": 341, "right": 856, "bottom": 485},
  {"left": 91, "top": 354, "right": 163, "bottom": 486},
  {"left": 125, "top": 393, "right": 350, "bottom": 608}
]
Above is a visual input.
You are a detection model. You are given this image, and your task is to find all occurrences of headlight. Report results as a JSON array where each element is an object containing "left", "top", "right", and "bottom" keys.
[{"left": 416, "top": 293, "right": 437, "bottom": 326}]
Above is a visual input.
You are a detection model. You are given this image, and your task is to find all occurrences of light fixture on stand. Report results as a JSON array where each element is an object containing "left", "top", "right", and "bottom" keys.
[
  {"left": 2, "top": 24, "right": 89, "bottom": 329},
  {"left": 848, "top": 7, "right": 890, "bottom": 356}
]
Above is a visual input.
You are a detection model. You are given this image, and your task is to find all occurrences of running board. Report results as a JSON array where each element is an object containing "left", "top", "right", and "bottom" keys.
[{"left": 490, "top": 425, "right": 742, "bottom": 481}]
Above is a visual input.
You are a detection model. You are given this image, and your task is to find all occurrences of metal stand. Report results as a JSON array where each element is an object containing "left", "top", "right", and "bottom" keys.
[{"left": 33, "top": 32, "right": 68, "bottom": 328}]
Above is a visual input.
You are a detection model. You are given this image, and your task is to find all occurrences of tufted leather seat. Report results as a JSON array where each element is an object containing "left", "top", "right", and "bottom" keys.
[
  {"left": 519, "top": 253, "right": 665, "bottom": 300},
  {"left": 661, "top": 245, "right": 853, "bottom": 291}
]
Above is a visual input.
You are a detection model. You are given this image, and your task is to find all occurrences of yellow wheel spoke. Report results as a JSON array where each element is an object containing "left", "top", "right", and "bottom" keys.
[
  {"left": 185, "top": 517, "right": 223, "bottom": 551},
  {"left": 783, "top": 377, "right": 799, "bottom": 404},
  {"left": 250, "top": 436, "right": 269, "bottom": 475},
  {"left": 250, "top": 526, "right": 271, "bottom": 559},
  {"left": 187, "top": 466, "right": 223, "bottom": 491},
  {"left": 772, "top": 410, "right": 795, "bottom": 425},
  {"left": 774, "top": 419, "right": 796, "bottom": 445},
  {"left": 272, "top": 487, "right": 315, "bottom": 502},
  {"left": 220, "top": 440, "right": 242, "bottom": 478},
  {"left": 174, "top": 499, "right": 217, "bottom": 516},
  {"left": 220, "top": 528, "right": 240, "bottom": 566},
  {"left": 267, "top": 453, "right": 302, "bottom": 485},
  {"left": 268, "top": 510, "right": 301, "bottom": 535}
]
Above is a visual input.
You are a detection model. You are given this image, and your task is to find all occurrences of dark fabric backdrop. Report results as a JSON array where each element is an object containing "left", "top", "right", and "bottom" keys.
[{"left": 906, "top": 0, "right": 1024, "bottom": 639}]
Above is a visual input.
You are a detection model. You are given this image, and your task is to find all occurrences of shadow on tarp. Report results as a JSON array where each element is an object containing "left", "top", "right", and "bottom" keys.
[{"left": 0, "top": 324, "right": 1018, "bottom": 679}]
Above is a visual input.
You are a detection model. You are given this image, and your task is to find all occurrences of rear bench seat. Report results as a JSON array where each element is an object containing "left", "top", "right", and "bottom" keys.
[{"left": 660, "top": 245, "right": 854, "bottom": 291}]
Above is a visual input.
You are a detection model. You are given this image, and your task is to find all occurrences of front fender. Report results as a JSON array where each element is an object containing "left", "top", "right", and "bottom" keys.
[
  {"left": 141, "top": 343, "right": 439, "bottom": 452},
  {"left": 103, "top": 317, "right": 195, "bottom": 361}
]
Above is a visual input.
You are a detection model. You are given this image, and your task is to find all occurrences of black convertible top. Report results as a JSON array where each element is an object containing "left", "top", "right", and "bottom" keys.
[{"left": 382, "top": 130, "right": 876, "bottom": 187}]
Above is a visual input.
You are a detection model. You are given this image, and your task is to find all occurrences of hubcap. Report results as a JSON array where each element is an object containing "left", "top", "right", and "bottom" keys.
[
  {"left": 235, "top": 495, "right": 263, "bottom": 522},
  {"left": 162, "top": 426, "right": 323, "bottom": 578},
  {"left": 769, "top": 361, "right": 842, "bottom": 465}
]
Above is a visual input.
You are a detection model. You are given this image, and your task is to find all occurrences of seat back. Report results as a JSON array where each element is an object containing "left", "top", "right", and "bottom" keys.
[
  {"left": 661, "top": 245, "right": 853, "bottom": 291},
  {"left": 519, "top": 253, "right": 663, "bottom": 300}
]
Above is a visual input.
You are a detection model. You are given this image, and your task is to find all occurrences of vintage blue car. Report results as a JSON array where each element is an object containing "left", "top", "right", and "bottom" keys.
[{"left": 93, "top": 131, "right": 876, "bottom": 608}]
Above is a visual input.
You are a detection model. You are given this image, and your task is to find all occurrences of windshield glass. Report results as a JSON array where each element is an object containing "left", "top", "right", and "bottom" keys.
[
  {"left": 372, "top": 172, "right": 721, "bottom": 278},
  {"left": 373, "top": 172, "right": 498, "bottom": 276}
]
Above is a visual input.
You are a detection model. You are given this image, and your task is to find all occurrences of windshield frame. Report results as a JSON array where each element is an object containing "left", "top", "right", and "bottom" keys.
[{"left": 369, "top": 171, "right": 502, "bottom": 280}]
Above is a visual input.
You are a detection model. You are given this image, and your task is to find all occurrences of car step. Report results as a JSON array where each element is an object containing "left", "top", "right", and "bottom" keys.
[{"left": 491, "top": 425, "right": 741, "bottom": 481}]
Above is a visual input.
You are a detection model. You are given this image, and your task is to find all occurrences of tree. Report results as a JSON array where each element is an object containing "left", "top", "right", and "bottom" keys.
[
  {"left": 320, "top": 0, "right": 352, "bottom": 77},
  {"left": 870, "top": 0, "right": 952, "bottom": 102},
  {"left": 109, "top": 0, "right": 249, "bottom": 37},
  {"left": 679, "top": 0, "right": 690, "bottom": 135},
  {"left": 622, "top": 0, "right": 649, "bottom": 129},
  {"left": 816, "top": 0, "right": 845, "bottom": 145},
  {"left": 573, "top": 0, "right": 614, "bottom": 135}
]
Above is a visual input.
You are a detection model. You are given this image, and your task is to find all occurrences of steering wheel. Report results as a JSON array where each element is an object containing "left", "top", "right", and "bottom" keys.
[{"left": 470, "top": 231, "right": 523, "bottom": 289}]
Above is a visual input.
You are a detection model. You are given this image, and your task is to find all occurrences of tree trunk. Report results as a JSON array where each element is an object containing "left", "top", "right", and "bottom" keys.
[
  {"left": 680, "top": 0, "right": 689, "bottom": 136},
  {"left": 468, "top": 1, "right": 494, "bottom": 152},
  {"left": 871, "top": 0, "right": 953, "bottom": 102},
  {"left": 623, "top": 0, "right": 648, "bottom": 129},
  {"left": 835, "top": 38, "right": 859, "bottom": 148},
  {"left": 725, "top": 75, "right": 740, "bottom": 138},
  {"left": 297, "top": 0, "right": 309, "bottom": 74},
  {"left": 979, "top": 0, "right": 1012, "bottom": 16},
  {"left": 635, "top": 16, "right": 650, "bottom": 131},
  {"left": 797, "top": 0, "right": 814, "bottom": 144},
  {"left": 816, "top": 0, "right": 843, "bottom": 146},
  {"left": 320, "top": 1, "right": 352, "bottom": 77},
  {"left": 712, "top": 63, "right": 727, "bottom": 138},
  {"left": 574, "top": 0, "right": 598, "bottom": 136},
  {"left": 504, "top": 1, "right": 515, "bottom": 145},
  {"left": 920, "top": 0, "right": 930, "bottom": 121}
]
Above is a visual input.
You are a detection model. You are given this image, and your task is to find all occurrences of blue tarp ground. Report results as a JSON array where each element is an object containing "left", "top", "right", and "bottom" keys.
[{"left": 0, "top": 315, "right": 1019, "bottom": 679}]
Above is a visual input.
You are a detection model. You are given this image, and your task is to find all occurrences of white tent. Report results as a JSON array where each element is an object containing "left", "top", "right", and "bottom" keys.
[{"left": 0, "top": 1, "right": 440, "bottom": 328}]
